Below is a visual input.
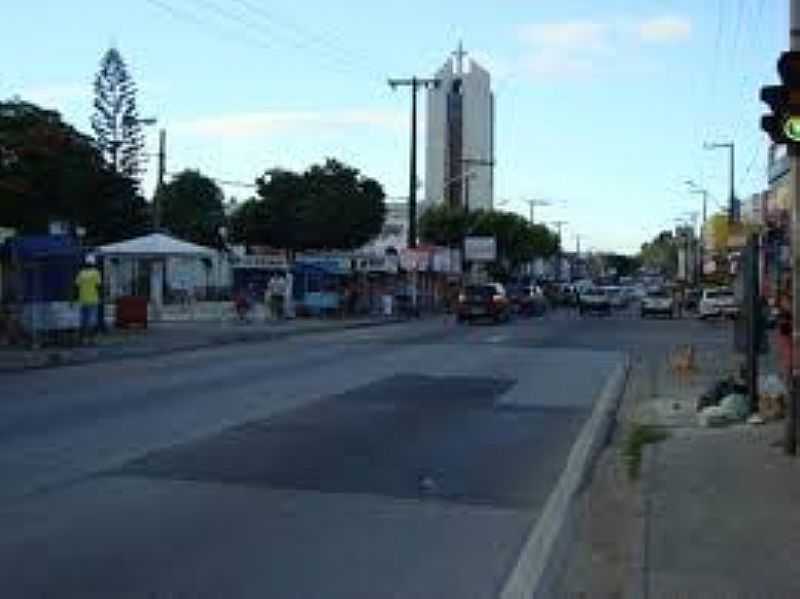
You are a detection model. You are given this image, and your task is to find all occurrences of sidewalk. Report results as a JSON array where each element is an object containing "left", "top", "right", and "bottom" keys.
[
  {"left": 639, "top": 343, "right": 800, "bottom": 598},
  {"left": 0, "top": 313, "right": 407, "bottom": 373}
]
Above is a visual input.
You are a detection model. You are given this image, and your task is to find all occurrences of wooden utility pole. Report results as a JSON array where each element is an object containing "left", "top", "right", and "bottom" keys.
[{"left": 388, "top": 77, "right": 439, "bottom": 248}]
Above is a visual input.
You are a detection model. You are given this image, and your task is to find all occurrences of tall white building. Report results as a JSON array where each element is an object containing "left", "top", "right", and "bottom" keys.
[{"left": 425, "top": 43, "right": 495, "bottom": 212}]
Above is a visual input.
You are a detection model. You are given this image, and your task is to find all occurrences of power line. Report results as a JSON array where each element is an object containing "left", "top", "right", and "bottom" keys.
[
  {"left": 228, "top": 0, "right": 378, "bottom": 77},
  {"left": 143, "top": 0, "right": 374, "bottom": 80}
]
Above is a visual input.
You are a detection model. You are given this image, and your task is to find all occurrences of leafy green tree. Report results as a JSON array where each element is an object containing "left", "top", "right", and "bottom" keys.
[
  {"left": 471, "top": 210, "right": 558, "bottom": 277},
  {"left": 419, "top": 204, "right": 476, "bottom": 247},
  {"left": 91, "top": 47, "right": 145, "bottom": 181},
  {"left": 639, "top": 230, "right": 678, "bottom": 276},
  {"left": 158, "top": 169, "right": 226, "bottom": 246},
  {"left": 229, "top": 159, "right": 386, "bottom": 252},
  {"left": 0, "top": 100, "right": 148, "bottom": 242},
  {"left": 301, "top": 159, "right": 385, "bottom": 249},
  {"left": 604, "top": 253, "right": 642, "bottom": 277}
]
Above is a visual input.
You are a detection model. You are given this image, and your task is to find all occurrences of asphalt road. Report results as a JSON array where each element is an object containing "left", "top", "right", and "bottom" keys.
[{"left": 0, "top": 306, "right": 726, "bottom": 598}]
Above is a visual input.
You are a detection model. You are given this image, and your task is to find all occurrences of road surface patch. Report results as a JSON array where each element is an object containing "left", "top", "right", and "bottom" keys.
[{"left": 118, "top": 374, "right": 589, "bottom": 509}]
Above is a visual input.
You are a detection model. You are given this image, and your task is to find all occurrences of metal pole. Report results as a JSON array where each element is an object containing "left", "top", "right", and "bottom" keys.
[
  {"left": 154, "top": 128, "right": 166, "bottom": 231},
  {"left": 747, "top": 233, "right": 760, "bottom": 414},
  {"left": 787, "top": 0, "right": 800, "bottom": 454},
  {"left": 409, "top": 79, "right": 418, "bottom": 249},
  {"left": 389, "top": 77, "right": 439, "bottom": 248},
  {"left": 729, "top": 144, "right": 736, "bottom": 224}
]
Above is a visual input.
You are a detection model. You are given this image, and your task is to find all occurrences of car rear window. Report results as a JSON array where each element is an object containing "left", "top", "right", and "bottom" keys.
[
  {"left": 647, "top": 290, "right": 669, "bottom": 298},
  {"left": 465, "top": 285, "right": 494, "bottom": 297}
]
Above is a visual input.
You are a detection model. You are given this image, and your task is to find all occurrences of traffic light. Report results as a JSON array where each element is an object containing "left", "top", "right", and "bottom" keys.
[{"left": 760, "top": 51, "right": 800, "bottom": 147}]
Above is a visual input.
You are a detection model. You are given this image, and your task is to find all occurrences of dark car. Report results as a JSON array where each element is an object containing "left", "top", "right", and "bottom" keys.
[
  {"left": 457, "top": 283, "right": 512, "bottom": 324},
  {"left": 508, "top": 284, "right": 547, "bottom": 317}
]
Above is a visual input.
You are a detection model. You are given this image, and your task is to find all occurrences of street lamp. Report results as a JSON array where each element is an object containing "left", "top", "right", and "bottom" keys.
[
  {"left": 686, "top": 180, "right": 710, "bottom": 283},
  {"left": 216, "top": 225, "right": 229, "bottom": 321},
  {"left": 460, "top": 158, "right": 494, "bottom": 212},
  {"left": 703, "top": 141, "right": 736, "bottom": 224}
]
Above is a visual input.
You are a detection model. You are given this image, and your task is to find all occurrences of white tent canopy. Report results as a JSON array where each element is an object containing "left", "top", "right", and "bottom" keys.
[{"left": 98, "top": 232, "right": 215, "bottom": 257}]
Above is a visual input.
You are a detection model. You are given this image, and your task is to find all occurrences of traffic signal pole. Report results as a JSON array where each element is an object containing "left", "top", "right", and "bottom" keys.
[{"left": 788, "top": 0, "right": 800, "bottom": 453}]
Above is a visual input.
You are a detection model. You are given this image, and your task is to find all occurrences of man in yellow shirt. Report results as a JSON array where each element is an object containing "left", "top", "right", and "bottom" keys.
[{"left": 75, "top": 255, "right": 102, "bottom": 342}]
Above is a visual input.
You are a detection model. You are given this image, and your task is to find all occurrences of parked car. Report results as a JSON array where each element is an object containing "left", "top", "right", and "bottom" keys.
[
  {"left": 509, "top": 284, "right": 547, "bottom": 317},
  {"left": 683, "top": 289, "right": 701, "bottom": 311},
  {"left": 558, "top": 283, "right": 579, "bottom": 306},
  {"left": 641, "top": 288, "right": 674, "bottom": 318},
  {"left": 698, "top": 288, "right": 739, "bottom": 319},
  {"left": 457, "top": 283, "right": 512, "bottom": 323},
  {"left": 604, "top": 286, "right": 628, "bottom": 309},
  {"left": 631, "top": 284, "right": 648, "bottom": 301},
  {"left": 579, "top": 287, "right": 611, "bottom": 316}
]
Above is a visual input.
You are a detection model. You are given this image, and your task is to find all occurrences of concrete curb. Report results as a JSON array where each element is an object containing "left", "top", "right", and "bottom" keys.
[
  {"left": 498, "top": 355, "right": 631, "bottom": 599},
  {"left": 631, "top": 436, "right": 659, "bottom": 599},
  {"left": 0, "top": 317, "right": 410, "bottom": 374}
]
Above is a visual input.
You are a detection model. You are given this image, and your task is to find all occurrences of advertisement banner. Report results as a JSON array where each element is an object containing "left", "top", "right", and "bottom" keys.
[{"left": 464, "top": 236, "right": 497, "bottom": 262}]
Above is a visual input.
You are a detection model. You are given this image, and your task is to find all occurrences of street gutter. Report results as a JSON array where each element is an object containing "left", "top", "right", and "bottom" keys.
[{"left": 498, "top": 355, "right": 632, "bottom": 599}]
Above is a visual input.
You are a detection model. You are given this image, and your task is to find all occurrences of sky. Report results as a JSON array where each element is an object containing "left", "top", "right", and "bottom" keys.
[{"left": 0, "top": 0, "right": 788, "bottom": 254}]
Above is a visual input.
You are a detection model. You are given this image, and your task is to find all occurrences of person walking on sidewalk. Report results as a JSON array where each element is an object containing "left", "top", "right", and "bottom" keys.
[
  {"left": 75, "top": 255, "right": 102, "bottom": 344},
  {"left": 267, "top": 275, "right": 285, "bottom": 320}
]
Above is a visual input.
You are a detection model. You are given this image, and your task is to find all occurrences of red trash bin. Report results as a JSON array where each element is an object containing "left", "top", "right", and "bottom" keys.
[{"left": 115, "top": 296, "right": 148, "bottom": 329}]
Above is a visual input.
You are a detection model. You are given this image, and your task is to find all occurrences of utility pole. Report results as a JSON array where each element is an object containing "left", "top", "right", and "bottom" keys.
[
  {"left": 154, "top": 128, "right": 166, "bottom": 231},
  {"left": 789, "top": 0, "right": 800, "bottom": 453},
  {"left": 551, "top": 220, "right": 568, "bottom": 281},
  {"left": 523, "top": 199, "right": 551, "bottom": 224},
  {"left": 704, "top": 142, "right": 736, "bottom": 224},
  {"left": 389, "top": 76, "right": 440, "bottom": 248}
]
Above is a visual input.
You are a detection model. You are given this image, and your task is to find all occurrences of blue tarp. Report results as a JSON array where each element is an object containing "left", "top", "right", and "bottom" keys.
[
  {"left": 1, "top": 235, "right": 84, "bottom": 302},
  {"left": 1, "top": 235, "right": 81, "bottom": 260}
]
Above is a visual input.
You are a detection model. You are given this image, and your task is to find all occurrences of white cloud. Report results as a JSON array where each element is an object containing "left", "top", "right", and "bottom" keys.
[
  {"left": 516, "top": 15, "right": 692, "bottom": 80},
  {"left": 517, "top": 21, "right": 610, "bottom": 51},
  {"left": 174, "top": 109, "right": 405, "bottom": 138},
  {"left": 23, "top": 83, "right": 89, "bottom": 108},
  {"left": 636, "top": 16, "right": 692, "bottom": 43}
]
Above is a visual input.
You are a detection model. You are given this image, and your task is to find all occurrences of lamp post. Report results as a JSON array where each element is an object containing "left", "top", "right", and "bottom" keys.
[
  {"left": 686, "top": 180, "right": 709, "bottom": 283},
  {"left": 703, "top": 142, "right": 736, "bottom": 224},
  {"left": 217, "top": 225, "right": 228, "bottom": 323}
]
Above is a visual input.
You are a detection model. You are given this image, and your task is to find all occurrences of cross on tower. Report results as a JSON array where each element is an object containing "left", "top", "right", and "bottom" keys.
[{"left": 452, "top": 41, "right": 468, "bottom": 75}]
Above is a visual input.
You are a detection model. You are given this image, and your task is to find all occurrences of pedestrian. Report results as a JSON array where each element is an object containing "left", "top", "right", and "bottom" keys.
[
  {"left": 270, "top": 275, "right": 285, "bottom": 320},
  {"left": 75, "top": 255, "right": 102, "bottom": 344}
]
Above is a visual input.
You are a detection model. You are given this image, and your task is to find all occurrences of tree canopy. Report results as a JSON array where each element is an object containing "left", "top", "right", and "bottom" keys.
[
  {"left": 0, "top": 100, "right": 149, "bottom": 243},
  {"left": 229, "top": 159, "right": 386, "bottom": 252},
  {"left": 92, "top": 47, "right": 145, "bottom": 182},
  {"left": 639, "top": 230, "right": 678, "bottom": 276},
  {"left": 419, "top": 204, "right": 559, "bottom": 278},
  {"left": 158, "top": 169, "right": 226, "bottom": 246}
]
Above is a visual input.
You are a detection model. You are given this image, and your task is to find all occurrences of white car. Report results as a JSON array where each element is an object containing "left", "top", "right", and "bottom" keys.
[
  {"left": 641, "top": 289, "right": 674, "bottom": 318},
  {"left": 579, "top": 287, "right": 611, "bottom": 315},
  {"left": 698, "top": 288, "right": 738, "bottom": 319},
  {"left": 603, "top": 286, "right": 628, "bottom": 308}
]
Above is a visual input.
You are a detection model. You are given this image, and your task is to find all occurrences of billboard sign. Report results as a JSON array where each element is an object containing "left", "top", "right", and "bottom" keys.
[{"left": 464, "top": 236, "right": 496, "bottom": 262}]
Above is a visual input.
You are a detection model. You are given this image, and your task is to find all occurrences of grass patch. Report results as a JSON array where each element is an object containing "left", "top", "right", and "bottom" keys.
[{"left": 623, "top": 423, "right": 669, "bottom": 480}]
